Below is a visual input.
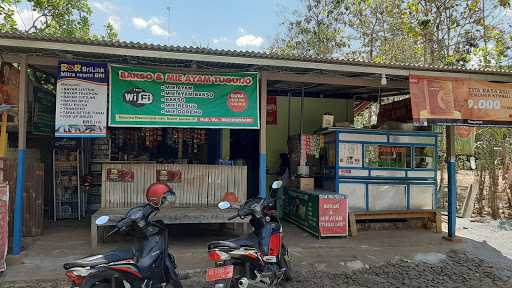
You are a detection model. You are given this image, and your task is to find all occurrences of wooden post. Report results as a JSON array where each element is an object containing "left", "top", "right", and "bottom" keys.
[
  {"left": 221, "top": 129, "right": 230, "bottom": 160},
  {"left": 0, "top": 112, "right": 7, "bottom": 156},
  {"left": 12, "top": 55, "right": 27, "bottom": 255},
  {"left": 259, "top": 73, "right": 267, "bottom": 197}
]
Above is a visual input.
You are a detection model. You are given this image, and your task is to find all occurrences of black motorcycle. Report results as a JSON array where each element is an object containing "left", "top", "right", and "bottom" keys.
[
  {"left": 207, "top": 180, "right": 292, "bottom": 288},
  {"left": 63, "top": 191, "right": 182, "bottom": 288}
]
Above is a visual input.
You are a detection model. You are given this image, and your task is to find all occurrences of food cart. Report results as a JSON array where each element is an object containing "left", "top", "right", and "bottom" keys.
[{"left": 317, "top": 127, "right": 438, "bottom": 212}]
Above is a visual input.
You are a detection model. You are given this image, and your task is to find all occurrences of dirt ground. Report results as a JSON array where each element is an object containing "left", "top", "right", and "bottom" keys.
[{"left": 1, "top": 216, "right": 511, "bottom": 288}]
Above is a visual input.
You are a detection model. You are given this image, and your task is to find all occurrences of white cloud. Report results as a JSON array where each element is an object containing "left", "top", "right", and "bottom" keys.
[
  {"left": 132, "top": 17, "right": 150, "bottom": 29},
  {"left": 150, "top": 24, "right": 170, "bottom": 37},
  {"left": 132, "top": 17, "right": 161, "bottom": 28},
  {"left": 212, "top": 37, "right": 228, "bottom": 44},
  {"left": 238, "top": 27, "right": 245, "bottom": 33},
  {"left": 236, "top": 34, "right": 264, "bottom": 47},
  {"left": 13, "top": 6, "right": 44, "bottom": 31},
  {"left": 132, "top": 16, "right": 173, "bottom": 38},
  {"left": 107, "top": 16, "right": 120, "bottom": 31},
  {"left": 91, "top": 1, "right": 115, "bottom": 13}
]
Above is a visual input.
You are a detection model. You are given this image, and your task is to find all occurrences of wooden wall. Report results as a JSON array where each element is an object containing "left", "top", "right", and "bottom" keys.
[
  {"left": 101, "top": 163, "right": 247, "bottom": 209},
  {"left": 5, "top": 159, "right": 45, "bottom": 238}
]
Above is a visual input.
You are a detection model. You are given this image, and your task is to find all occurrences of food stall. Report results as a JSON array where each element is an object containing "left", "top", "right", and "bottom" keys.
[
  {"left": 317, "top": 127, "right": 438, "bottom": 211},
  {"left": 283, "top": 127, "right": 438, "bottom": 237},
  {"left": 84, "top": 127, "right": 248, "bottom": 210}
]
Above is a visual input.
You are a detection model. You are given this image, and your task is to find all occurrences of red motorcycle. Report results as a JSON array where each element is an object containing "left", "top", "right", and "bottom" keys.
[{"left": 207, "top": 181, "right": 292, "bottom": 288}]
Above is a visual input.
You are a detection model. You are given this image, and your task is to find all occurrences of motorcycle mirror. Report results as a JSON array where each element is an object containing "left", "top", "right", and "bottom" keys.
[
  {"left": 272, "top": 180, "right": 283, "bottom": 189},
  {"left": 218, "top": 201, "right": 231, "bottom": 210},
  {"left": 96, "top": 215, "right": 110, "bottom": 225}
]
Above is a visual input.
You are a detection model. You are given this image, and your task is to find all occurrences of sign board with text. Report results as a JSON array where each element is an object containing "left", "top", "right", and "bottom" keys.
[
  {"left": 55, "top": 61, "right": 108, "bottom": 137},
  {"left": 109, "top": 65, "right": 259, "bottom": 128},
  {"left": 318, "top": 194, "right": 348, "bottom": 236},
  {"left": 410, "top": 75, "right": 512, "bottom": 126}
]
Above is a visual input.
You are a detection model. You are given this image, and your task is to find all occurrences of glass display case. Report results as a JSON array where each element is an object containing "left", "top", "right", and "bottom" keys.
[{"left": 318, "top": 128, "right": 439, "bottom": 212}]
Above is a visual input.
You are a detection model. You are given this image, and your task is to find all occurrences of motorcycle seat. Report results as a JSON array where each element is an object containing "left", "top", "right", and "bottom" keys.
[
  {"left": 208, "top": 233, "right": 259, "bottom": 250},
  {"left": 64, "top": 249, "right": 134, "bottom": 269},
  {"left": 208, "top": 240, "right": 240, "bottom": 250}
]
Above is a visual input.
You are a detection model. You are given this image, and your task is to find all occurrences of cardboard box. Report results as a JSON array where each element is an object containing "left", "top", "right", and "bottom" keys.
[
  {"left": 322, "top": 114, "right": 334, "bottom": 128},
  {"left": 299, "top": 177, "right": 314, "bottom": 192}
]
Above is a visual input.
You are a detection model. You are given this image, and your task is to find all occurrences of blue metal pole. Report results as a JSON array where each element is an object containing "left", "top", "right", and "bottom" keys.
[
  {"left": 446, "top": 126, "right": 457, "bottom": 239},
  {"left": 259, "top": 73, "right": 267, "bottom": 198},
  {"left": 12, "top": 149, "right": 25, "bottom": 255},
  {"left": 259, "top": 153, "right": 267, "bottom": 197},
  {"left": 12, "top": 56, "right": 27, "bottom": 255},
  {"left": 447, "top": 159, "right": 457, "bottom": 238}
]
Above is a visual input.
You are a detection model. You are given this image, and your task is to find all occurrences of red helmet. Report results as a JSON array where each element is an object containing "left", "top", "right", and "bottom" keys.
[{"left": 146, "top": 182, "right": 176, "bottom": 207}]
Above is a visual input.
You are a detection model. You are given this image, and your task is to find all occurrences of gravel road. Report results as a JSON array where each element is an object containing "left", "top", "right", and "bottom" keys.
[{"left": 2, "top": 251, "right": 510, "bottom": 288}]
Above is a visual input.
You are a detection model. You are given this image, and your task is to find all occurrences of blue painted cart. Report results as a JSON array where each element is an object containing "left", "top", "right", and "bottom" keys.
[{"left": 317, "top": 128, "right": 439, "bottom": 212}]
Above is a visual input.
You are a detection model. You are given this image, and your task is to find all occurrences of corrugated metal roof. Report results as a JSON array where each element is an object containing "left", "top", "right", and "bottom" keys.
[{"left": 0, "top": 32, "right": 512, "bottom": 76}]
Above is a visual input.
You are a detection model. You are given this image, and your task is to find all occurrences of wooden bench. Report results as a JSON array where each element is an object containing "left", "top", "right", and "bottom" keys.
[
  {"left": 91, "top": 207, "right": 249, "bottom": 249},
  {"left": 348, "top": 210, "right": 443, "bottom": 237}
]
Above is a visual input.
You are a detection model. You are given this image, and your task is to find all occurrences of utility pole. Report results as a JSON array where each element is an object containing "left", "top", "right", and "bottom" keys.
[{"left": 166, "top": 1, "right": 171, "bottom": 45}]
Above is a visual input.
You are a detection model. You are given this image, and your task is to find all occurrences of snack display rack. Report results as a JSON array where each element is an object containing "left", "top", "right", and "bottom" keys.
[{"left": 53, "top": 148, "right": 84, "bottom": 220}]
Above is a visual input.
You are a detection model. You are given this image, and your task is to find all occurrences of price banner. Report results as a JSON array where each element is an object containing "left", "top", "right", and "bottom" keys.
[
  {"left": 410, "top": 75, "right": 512, "bottom": 126},
  {"left": 318, "top": 194, "right": 348, "bottom": 236}
]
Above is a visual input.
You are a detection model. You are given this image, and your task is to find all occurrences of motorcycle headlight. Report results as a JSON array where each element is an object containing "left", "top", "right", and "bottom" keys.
[{"left": 162, "top": 191, "right": 177, "bottom": 206}]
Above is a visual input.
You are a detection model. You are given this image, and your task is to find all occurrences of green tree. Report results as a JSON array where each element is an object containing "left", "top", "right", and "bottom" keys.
[
  {"left": 0, "top": 0, "right": 118, "bottom": 40},
  {"left": 270, "top": 0, "right": 347, "bottom": 57},
  {"left": 272, "top": 0, "right": 512, "bottom": 67}
]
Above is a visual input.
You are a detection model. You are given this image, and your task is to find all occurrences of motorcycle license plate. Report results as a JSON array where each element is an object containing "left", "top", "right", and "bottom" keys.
[{"left": 206, "top": 265, "right": 234, "bottom": 282}]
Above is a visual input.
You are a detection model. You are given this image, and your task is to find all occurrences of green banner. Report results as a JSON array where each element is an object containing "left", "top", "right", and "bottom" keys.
[
  {"left": 109, "top": 65, "right": 259, "bottom": 128},
  {"left": 32, "top": 86, "right": 55, "bottom": 135}
]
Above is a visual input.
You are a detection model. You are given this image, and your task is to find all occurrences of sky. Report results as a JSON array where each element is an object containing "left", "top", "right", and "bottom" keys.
[{"left": 86, "top": 0, "right": 301, "bottom": 51}]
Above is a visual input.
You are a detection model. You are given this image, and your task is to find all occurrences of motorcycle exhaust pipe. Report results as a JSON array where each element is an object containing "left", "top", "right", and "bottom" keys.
[{"left": 238, "top": 277, "right": 249, "bottom": 288}]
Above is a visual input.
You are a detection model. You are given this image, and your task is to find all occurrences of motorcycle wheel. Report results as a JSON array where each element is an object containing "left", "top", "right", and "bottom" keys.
[
  {"left": 90, "top": 284, "right": 109, "bottom": 288},
  {"left": 280, "top": 244, "right": 293, "bottom": 282},
  {"left": 168, "top": 278, "right": 183, "bottom": 288}
]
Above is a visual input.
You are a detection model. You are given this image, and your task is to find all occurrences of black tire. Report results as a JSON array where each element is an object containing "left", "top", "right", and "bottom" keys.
[
  {"left": 168, "top": 278, "right": 183, "bottom": 288},
  {"left": 280, "top": 244, "right": 293, "bottom": 282},
  {"left": 90, "top": 284, "right": 110, "bottom": 288}
]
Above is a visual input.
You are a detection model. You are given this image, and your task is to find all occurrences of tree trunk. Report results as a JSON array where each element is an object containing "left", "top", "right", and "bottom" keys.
[
  {"left": 489, "top": 166, "right": 499, "bottom": 219},
  {"left": 477, "top": 167, "right": 486, "bottom": 216}
]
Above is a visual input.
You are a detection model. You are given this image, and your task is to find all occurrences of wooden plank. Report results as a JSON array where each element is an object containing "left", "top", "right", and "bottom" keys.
[
  {"left": 207, "top": 166, "right": 213, "bottom": 206},
  {"left": 435, "top": 211, "right": 443, "bottom": 233},
  {"left": 199, "top": 165, "right": 207, "bottom": 207},
  {"left": 101, "top": 164, "right": 247, "bottom": 209},
  {"left": 92, "top": 207, "right": 249, "bottom": 225},
  {"left": 241, "top": 166, "right": 247, "bottom": 201},
  {"left": 354, "top": 212, "right": 436, "bottom": 220},
  {"left": 91, "top": 215, "right": 98, "bottom": 249},
  {"left": 461, "top": 178, "right": 478, "bottom": 218},
  {"left": 349, "top": 212, "right": 357, "bottom": 237}
]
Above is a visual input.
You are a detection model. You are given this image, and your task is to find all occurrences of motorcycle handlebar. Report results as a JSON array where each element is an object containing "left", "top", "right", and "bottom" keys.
[{"left": 105, "top": 226, "right": 120, "bottom": 239}]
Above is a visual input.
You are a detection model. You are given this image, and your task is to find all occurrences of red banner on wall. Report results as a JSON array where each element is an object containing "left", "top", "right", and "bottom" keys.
[
  {"left": 266, "top": 96, "right": 277, "bottom": 125},
  {"left": 318, "top": 195, "right": 348, "bottom": 236},
  {"left": 410, "top": 75, "right": 512, "bottom": 126}
]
